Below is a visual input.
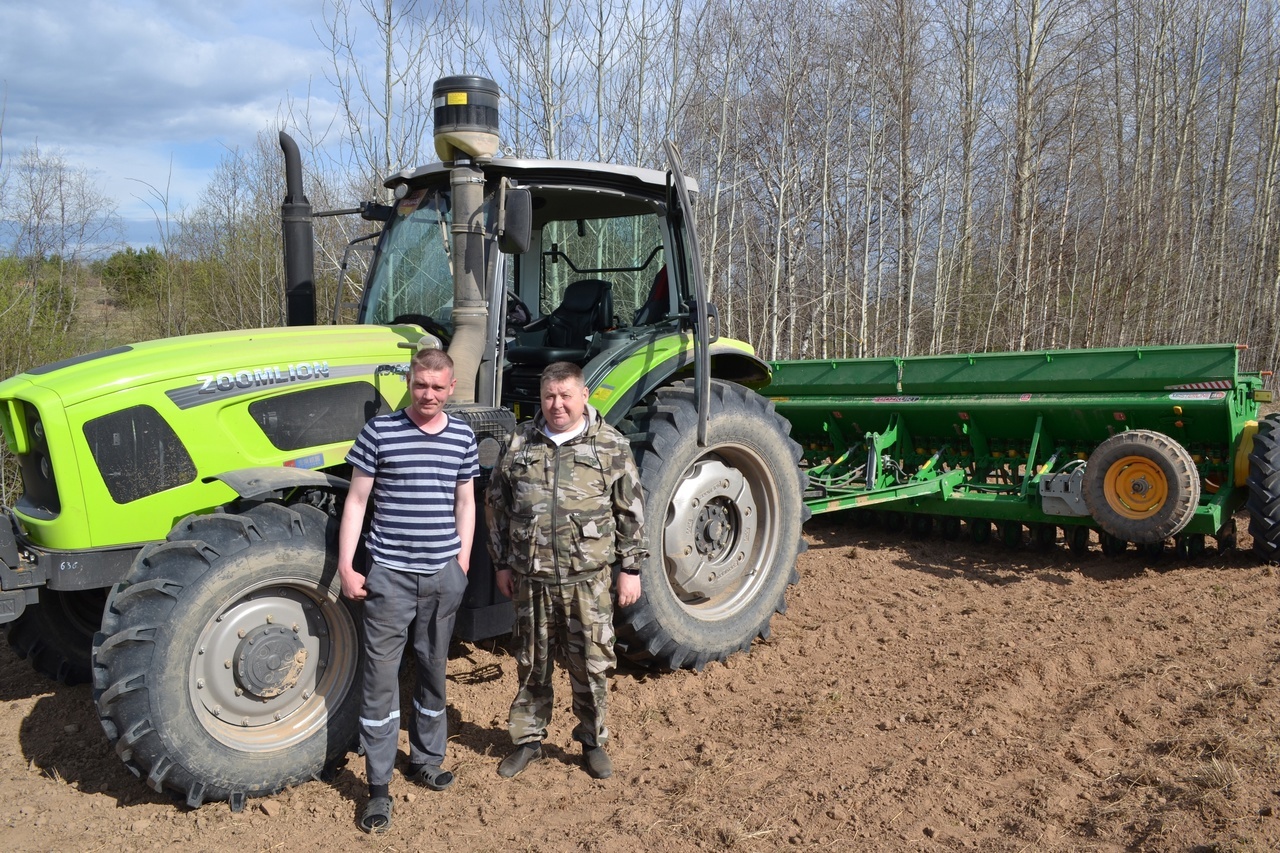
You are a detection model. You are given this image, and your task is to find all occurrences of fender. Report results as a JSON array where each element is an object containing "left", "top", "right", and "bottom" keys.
[
  {"left": 208, "top": 467, "right": 351, "bottom": 501},
  {"left": 586, "top": 335, "right": 772, "bottom": 425}
]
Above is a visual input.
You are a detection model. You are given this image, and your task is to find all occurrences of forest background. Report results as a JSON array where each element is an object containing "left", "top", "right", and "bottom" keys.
[{"left": 3, "top": 0, "right": 1279, "bottom": 388}]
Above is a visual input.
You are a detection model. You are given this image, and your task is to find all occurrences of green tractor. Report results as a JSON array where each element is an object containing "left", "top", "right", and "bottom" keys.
[{"left": 0, "top": 77, "right": 808, "bottom": 808}]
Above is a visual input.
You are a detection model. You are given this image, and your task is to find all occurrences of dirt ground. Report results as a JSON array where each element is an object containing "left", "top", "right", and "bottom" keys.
[{"left": 3, "top": 514, "right": 1279, "bottom": 852}]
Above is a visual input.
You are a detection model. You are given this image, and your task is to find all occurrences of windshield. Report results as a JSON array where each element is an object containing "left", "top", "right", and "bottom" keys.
[{"left": 361, "top": 187, "right": 455, "bottom": 330}]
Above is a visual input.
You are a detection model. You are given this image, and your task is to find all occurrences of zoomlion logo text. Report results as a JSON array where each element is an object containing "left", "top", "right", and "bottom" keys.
[{"left": 197, "top": 361, "right": 330, "bottom": 394}]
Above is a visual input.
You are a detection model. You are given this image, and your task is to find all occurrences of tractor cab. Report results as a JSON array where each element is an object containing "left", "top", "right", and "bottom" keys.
[{"left": 354, "top": 157, "right": 699, "bottom": 420}]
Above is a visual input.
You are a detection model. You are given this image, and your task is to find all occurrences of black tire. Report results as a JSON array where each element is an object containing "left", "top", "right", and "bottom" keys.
[
  {"left": 909, "top": 514, "right": 934, "bottom": 538},
  {"left": 616, "top": 380, "right": 808, "bottom": 671},
  {"left": 939, "top": 516, "right": 962, "bottom": 540},
  {"left": 6, "top": 588, "right": 108, "bottom": 685},
  {"left": 1247, "top": 415, "right": 1280, "bottom": 562},
  {"left": 1174, "top": 533, "right": 1206, "bottom": 559},
  {"left": 1000, "top": 520, "right": 1023, "bottom": 549},
  {"left": 1083, "top": 430, "right": 1200, "bottom": 545},
  {"left": 1217, "top": 520, "right": 1237, "bottom": 553},
  {"left": 92, "top": 502, "right": 360, "bottom": 808},
  {"left": 1067, "top": 526, "right": 1091, "bottom": 556},
  {"left": 1032, "top": 523, "right": 1057, "bottom": 551},
  {"left": 1100, "top": 533, "right": 1129, "bottom": 556},
  {"left": 969, "top": 519, "right": 991, "bottom": 544}
]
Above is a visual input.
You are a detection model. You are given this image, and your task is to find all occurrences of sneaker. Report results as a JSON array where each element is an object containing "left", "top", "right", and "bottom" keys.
[
  {"left": 497, "top": 742, "right": 542, "bottom": 778},
  {"left": 583, "top": 746, "right": 612, "bottom": 779}
]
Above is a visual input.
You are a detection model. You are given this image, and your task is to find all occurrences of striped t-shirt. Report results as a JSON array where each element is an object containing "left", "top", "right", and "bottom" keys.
[{"left": 346, "top": 410, "right": 479, "bottom": 574}]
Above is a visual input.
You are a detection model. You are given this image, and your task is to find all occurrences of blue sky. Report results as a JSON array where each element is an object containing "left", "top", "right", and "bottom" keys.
[{"left": 1, "top": 0, "right": 332, "bottom": 247}]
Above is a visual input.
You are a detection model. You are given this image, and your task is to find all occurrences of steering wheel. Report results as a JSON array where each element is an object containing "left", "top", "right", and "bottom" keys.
[
  {"left": 391, "top": 313, "right": 452, "bottom": 345},
  {"left": 505, "top": 290, "right": 533, "bottom": 329}
]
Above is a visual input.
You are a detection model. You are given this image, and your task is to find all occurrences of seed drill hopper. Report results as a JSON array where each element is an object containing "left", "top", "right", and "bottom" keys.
[{"left": 765, "top": 343, "right": 1275, "bottom": 557}]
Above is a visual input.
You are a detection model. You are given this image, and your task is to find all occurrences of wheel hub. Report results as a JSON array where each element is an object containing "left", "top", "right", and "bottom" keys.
[
  {"left": 696, "top": 501, "right": 734, "bottom": 556},
  {"left": 192, "top": 587, "right": 331, "bottom": 731},
  {"left": 1104, "top": 455, "right": 1168, "bottom": 517},
  {"left": 234, "top": 624, "right": 308, "bottom": 700},
  {"left": 665, "top": 458, "right": 757, "bottom": 600}
]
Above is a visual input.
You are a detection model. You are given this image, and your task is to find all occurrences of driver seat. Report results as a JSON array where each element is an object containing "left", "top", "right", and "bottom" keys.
[{"left": 507, "top": 278, "right": 614, "bottom": 367}]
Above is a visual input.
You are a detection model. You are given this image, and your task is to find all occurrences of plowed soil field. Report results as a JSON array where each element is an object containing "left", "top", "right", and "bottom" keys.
[{"left": 4, "top": 514, "right": 1280, "bottom": 851}]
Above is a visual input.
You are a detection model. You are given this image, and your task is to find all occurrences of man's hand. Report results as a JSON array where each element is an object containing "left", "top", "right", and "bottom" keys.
[
  {"left": 337, "top": 470, "right": 374, "bottom": 601},
  {"left": 495, "top": 567, "right": 514, "bottom": 598},
  {"left": 339, "top": 565, "right": 368, "bottom": 600},
  {"left": 616, "top": 572, "right": 641, "bottom": 608}
]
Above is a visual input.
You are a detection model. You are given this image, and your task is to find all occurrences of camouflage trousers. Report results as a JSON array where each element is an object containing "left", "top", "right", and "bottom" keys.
[{"left": 508, "top": 570, "right": 616, "bottom": 748}]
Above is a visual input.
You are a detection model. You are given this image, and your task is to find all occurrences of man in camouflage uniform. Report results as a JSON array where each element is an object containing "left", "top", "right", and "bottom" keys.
[{"left": 486, "top": 361, "right": 645, "bottom": 779}]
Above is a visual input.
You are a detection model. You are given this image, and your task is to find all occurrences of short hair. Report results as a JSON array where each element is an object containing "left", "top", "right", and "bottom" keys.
[
  {"left": 541, "top": 361, "right": 584, "bottom": 389},
  {"left": 411, "top": 347, "right": 455, "bottom": 375}
]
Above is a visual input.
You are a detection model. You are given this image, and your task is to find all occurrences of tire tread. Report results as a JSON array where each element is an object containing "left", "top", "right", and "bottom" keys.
[
  {"left": 615, "top": 379, "right": 807, "bottom": 670},
  {"left": 92, "top": 501, "right": 352, "bottom": 807}
]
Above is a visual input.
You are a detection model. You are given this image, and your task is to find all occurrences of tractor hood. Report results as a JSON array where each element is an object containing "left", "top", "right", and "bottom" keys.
[
  {"left": 0, "top": 324, "right": 426, "bottom": 552},
  {"left": 0, "top": 324, "right": 425, "bottom": 409}
]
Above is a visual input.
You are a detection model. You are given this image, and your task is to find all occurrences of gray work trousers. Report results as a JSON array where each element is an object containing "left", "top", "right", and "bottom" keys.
[{"left": 358, "top": 559, "right": 467, "bottom": 787}]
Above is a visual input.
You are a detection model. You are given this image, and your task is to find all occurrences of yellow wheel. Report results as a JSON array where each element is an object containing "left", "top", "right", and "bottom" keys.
[
  {"left": 1083, "top": 431, "right": 1199, "bottom": 545},
  {"left": 1102, "top": 455, "right": 1169, "bottom": 518}
]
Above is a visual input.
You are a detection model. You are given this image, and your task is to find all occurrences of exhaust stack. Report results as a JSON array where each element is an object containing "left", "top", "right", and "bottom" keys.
[
  {"left": 279, "top": 132, "right": 316, "bottom": 326},
  {"left": 433, "top": 76, "right": 501, "bottom": 404}
]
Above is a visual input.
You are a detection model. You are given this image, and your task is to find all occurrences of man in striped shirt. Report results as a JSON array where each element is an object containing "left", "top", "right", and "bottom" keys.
[{"left": 337, "top": 346, "right": 479, "bottom": 834}]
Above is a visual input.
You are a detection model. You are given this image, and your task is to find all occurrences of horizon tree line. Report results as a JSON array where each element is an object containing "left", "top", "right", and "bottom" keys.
[{"left": 2, "top": 0, "right": 1279, "bottom": 377}]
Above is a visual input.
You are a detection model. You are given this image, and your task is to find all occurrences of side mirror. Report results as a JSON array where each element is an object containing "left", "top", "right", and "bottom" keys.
[{"left": 499, "top": 187, "right": 532, "bottom": 255}]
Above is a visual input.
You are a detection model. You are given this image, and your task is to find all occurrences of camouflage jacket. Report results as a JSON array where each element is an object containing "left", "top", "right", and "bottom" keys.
[{"left": 485, "top": 404, "right": 646, "bottom": 582}]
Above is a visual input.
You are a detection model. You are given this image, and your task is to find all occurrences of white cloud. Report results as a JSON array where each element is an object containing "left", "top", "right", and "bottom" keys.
[{"left": 0, "top": 0, "right": 331, "bottom": 232}]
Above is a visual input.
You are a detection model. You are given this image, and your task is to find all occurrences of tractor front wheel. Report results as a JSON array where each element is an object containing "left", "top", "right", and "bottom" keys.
[
  {"left": 6, "top": 588, "right": 107, "bottom": 685},
  {"left": 92, "top": 502, "right": 360, "bottom": 809}
]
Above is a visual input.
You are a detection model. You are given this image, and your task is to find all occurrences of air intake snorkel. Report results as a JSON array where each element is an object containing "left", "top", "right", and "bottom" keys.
[{"left": 432, "top": 76, "right": 501, "bottom": 405}]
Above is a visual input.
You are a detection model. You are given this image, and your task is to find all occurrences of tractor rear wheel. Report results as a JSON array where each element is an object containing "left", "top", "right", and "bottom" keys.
[
  {"left": 1247, "top": 414, "right": 1280, "bottom": 562},
  {"left": 1083, "top": 430, "right": 1199, "bottom": 544},
  {"left": 616, "top": 380, "right": 808, "bottom": 671},
  {"left": 6, "top": 588, "right": 107, "bottom": 685},
  {"left": 92, "top": 502, "right": 360, "bottom": 809}
]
